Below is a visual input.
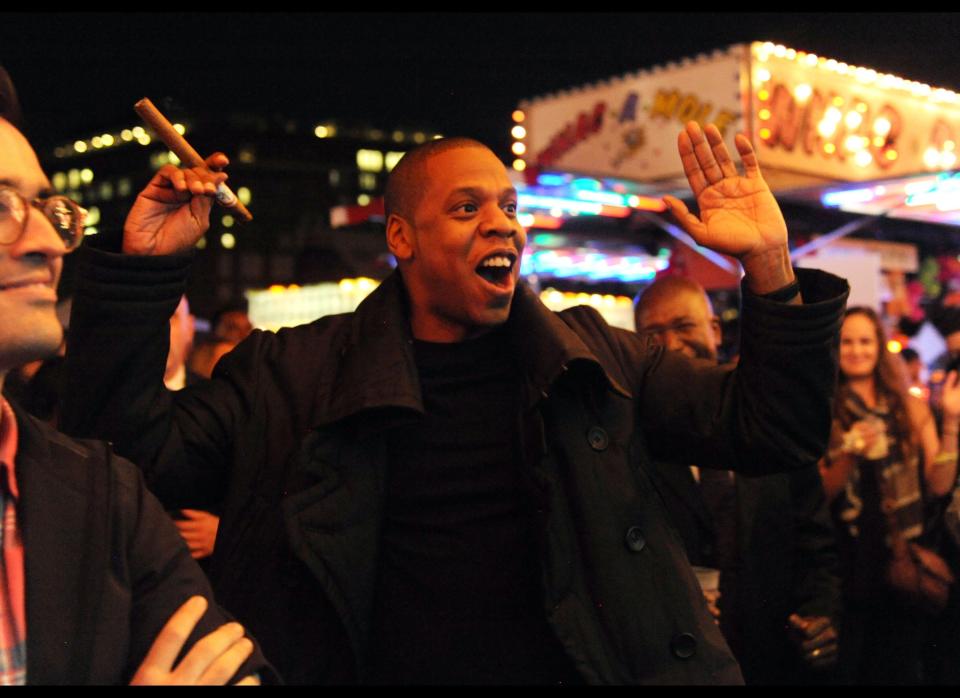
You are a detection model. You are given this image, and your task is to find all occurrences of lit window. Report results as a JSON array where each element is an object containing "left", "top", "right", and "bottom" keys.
[
  {"left": 237, "top": 187, "right": 251, "bottom": 205},
  {"left": 52, "top": 172, "right": 67, "bottom": 191},
  {"left": 359, "top": 172, "right": 377, "bottom": 191},
  {"left": 117, "top": 178, "right": 132, "bottom": 197},
  {"left": 329, "top": 169, "right": 341, "bottom": 187},
  {"left": 357, "top": 194, "right": 371, "bottom": 206},
  {"left": 356, "top": 149, "right": 384, "bottom": 173},
  {"left": 85, "top": 206, "right": 101, "bottom": 226},
  {"left": 99, "top": 182, "right": 114, "bottom": 200},
  {"left": 221, "top": 233, "right": 236, "bottom": 249},
  {"left": 80, "top": 168, "right": 94, "bottom": 184},
  {"left": 385, "top": 152, "right": 404, "bottom": 172},
  {"left": 74, "top": 140, "right": 88, "bottom": 153},
  {"left": 67, "top": 170, "right": 81, "bottom": 189},
  {"left": 222, "top": 215, "right": 235, "bottom": 228},
  {"left": 392, "top": 130, "right": 405, "bottom": 143}
]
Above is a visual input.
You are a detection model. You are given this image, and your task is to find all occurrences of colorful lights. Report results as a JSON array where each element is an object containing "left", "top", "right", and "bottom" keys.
[
  {"left": 511, "top": 109, "right": 527, "bottom": 167},
  {"left": 537, "top": 173, "right": 572, "bottom": 187},
  {"left": 520, "top": 248, "right": 669, "bottom": 283}
]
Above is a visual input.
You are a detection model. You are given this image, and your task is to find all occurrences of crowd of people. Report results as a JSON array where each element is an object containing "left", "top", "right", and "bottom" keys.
[{"left": 3, "top": 61, "right": 960, "bottom": 685}]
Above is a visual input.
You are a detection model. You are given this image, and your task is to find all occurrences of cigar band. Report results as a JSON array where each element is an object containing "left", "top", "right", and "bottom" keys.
[{"left": 215, "top": 183, "right": 238, "bottom": 207}]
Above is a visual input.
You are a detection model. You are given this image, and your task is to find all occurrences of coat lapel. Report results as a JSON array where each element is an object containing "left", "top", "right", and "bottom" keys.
[{"left": 15, "top": 409, "right": 100, "bottom": 684}]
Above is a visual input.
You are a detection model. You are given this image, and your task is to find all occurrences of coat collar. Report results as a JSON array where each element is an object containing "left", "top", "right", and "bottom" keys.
[{"left": 321, "top": 270, "right": 628, "bottom": 426}]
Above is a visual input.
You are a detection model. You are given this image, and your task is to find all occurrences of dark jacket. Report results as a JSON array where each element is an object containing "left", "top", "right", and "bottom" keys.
[
  {"left": 648, "top": 461, "right": 841, "bottom": 683},
  {"left": 63, "top": 248, "right": 848, "bottom": 684},
  {"left": 10, "top": 403, "right": 272, "bottom": 684}
]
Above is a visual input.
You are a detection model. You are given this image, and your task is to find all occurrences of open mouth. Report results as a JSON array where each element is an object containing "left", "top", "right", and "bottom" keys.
[{"left": 475, "top": 252, "right": 517, "bottom": 287}]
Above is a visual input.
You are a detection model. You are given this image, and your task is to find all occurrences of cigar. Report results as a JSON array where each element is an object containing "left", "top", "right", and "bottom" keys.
[{"left": 134, "top": 98, "right": 253, "bottom": 222}]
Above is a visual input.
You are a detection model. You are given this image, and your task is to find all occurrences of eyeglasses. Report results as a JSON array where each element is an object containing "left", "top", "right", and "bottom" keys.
[{"left": 0, "top": 185, "right": 86, "bottom": 251}]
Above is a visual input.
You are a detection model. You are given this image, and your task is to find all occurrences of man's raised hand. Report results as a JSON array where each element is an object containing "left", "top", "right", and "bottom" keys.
[{"left": 665, "top": 122, "right": 795, "bottom": 295}]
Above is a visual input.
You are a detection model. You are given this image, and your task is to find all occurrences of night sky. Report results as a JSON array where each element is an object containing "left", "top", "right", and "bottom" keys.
[{"left": 4, "top": 13, "right": 960, "bottom": 156}]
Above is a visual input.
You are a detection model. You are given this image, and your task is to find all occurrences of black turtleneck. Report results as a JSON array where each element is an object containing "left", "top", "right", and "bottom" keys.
[{"left": 365, "top": 326, "right": 580, "bottom": 685}]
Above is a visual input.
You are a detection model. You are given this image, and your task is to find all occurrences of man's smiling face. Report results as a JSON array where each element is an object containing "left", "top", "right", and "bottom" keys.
[
  {"left": 392, "top": 145, "right": 526, "bottom": 342},
  {"left": 0, "top": 118, "right": 68, "bottom": 374}
]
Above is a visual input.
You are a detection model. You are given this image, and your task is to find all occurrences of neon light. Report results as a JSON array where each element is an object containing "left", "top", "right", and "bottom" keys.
[
  {"left": 519, "top": 194, "right": 604, "bottom": 215},
  {"left": 536, "top": 173, "right": 571, "bottom": 187},
  {"left": 571, "top": 177, "right": 601, "bottom": 191},
  {"left": 520, "top": 249, "right": 669, "bottom": 283},
  {"left": 575, "top": 190, "right": 627, "bottom": 206},
  {"left": 822, "top": 188, "right": 877, "bottom": 207}
]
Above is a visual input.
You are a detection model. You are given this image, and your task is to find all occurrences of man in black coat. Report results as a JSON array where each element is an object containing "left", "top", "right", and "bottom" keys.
[
  {"left": 63, "top": 123, "right": 849, "bottom": 683},
  {"left": 636, "top": 275, "right": 842, "bottom": 683}
]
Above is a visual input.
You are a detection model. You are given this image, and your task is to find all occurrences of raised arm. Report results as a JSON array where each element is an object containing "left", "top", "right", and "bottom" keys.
[
  {"left": 61, "top": 156, "right": 245, "bottom": 508},
  {"left": 629, "top": 122, "right": 847, "bottom": 473}
]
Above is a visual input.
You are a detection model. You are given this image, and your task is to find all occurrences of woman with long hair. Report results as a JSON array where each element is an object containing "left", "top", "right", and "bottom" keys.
[{"left": 820, "top": 306, "right": 960, "bottom": 684}]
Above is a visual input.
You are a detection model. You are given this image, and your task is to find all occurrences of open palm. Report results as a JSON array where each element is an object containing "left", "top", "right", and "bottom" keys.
[{"left": 664, "top": 123, "right": 788, "bottom": 261}]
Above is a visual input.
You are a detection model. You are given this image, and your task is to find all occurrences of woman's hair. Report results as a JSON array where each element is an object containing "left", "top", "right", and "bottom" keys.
[
  {"left": 0, "top": 66, "right": 23, "bottom": 128},
  {"left": 839, "top": 305, "right": 917, "bottom": 458}
]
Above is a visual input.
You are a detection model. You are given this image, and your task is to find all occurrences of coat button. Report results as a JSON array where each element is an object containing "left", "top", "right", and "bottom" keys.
[
  {"left": 670, "top": 633, "right": 697, "bottom": 659},
  {"left": 587, "top": 426, "right": 609, "bottom": 451},
  {"left": 624, "top": 526, "right": 646, "bottom": 552}
]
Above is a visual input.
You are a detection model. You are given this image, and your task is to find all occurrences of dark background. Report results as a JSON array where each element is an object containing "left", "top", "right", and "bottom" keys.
[{"left": 4, "top": 12, "right": 959, "bottom": 156}]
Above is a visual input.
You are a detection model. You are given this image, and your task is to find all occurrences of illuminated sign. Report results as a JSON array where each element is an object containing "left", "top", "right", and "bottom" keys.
[
  {"left": 520, "top": 46, "right": 746, "bottom": 182},
  {"left": 752, "top": 42, "right": 960, "bottom": 180},
  {"left": 519, "top": 42, "right": 960, "bottom": 187}
]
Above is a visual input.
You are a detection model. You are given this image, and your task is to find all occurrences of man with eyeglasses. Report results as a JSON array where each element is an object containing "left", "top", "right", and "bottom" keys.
[
  {"left": 635, "top": 275, "right": 842, "bottom": 684},
  {"left": 0, "top": 69, "right": 270, "bottom": 684}
]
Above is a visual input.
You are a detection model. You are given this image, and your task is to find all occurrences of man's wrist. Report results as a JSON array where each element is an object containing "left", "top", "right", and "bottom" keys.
[{"left": 741, "top": 245, "right": 796, "bottom": 296}]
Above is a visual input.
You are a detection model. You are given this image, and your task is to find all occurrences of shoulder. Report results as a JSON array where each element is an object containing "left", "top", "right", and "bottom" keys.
[
  {"left": 216, "top": 313, "right": 353, "bottom": 379},
  {"left": 556, "top": 304, "right": 656, "bottom": 361}
]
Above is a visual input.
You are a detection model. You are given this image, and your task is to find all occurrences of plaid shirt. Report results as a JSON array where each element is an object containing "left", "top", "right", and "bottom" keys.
[{"left": 0, "top": 399, "right": 26, "bottom": 685}]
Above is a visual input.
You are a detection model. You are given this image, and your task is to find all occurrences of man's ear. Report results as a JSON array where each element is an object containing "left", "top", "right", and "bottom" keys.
[
  {"left": 711, "top": 316, "right": 723, "bottom": 351},
  {"left": 386, "top": 213, "right": 414, "bottom": 262}
]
